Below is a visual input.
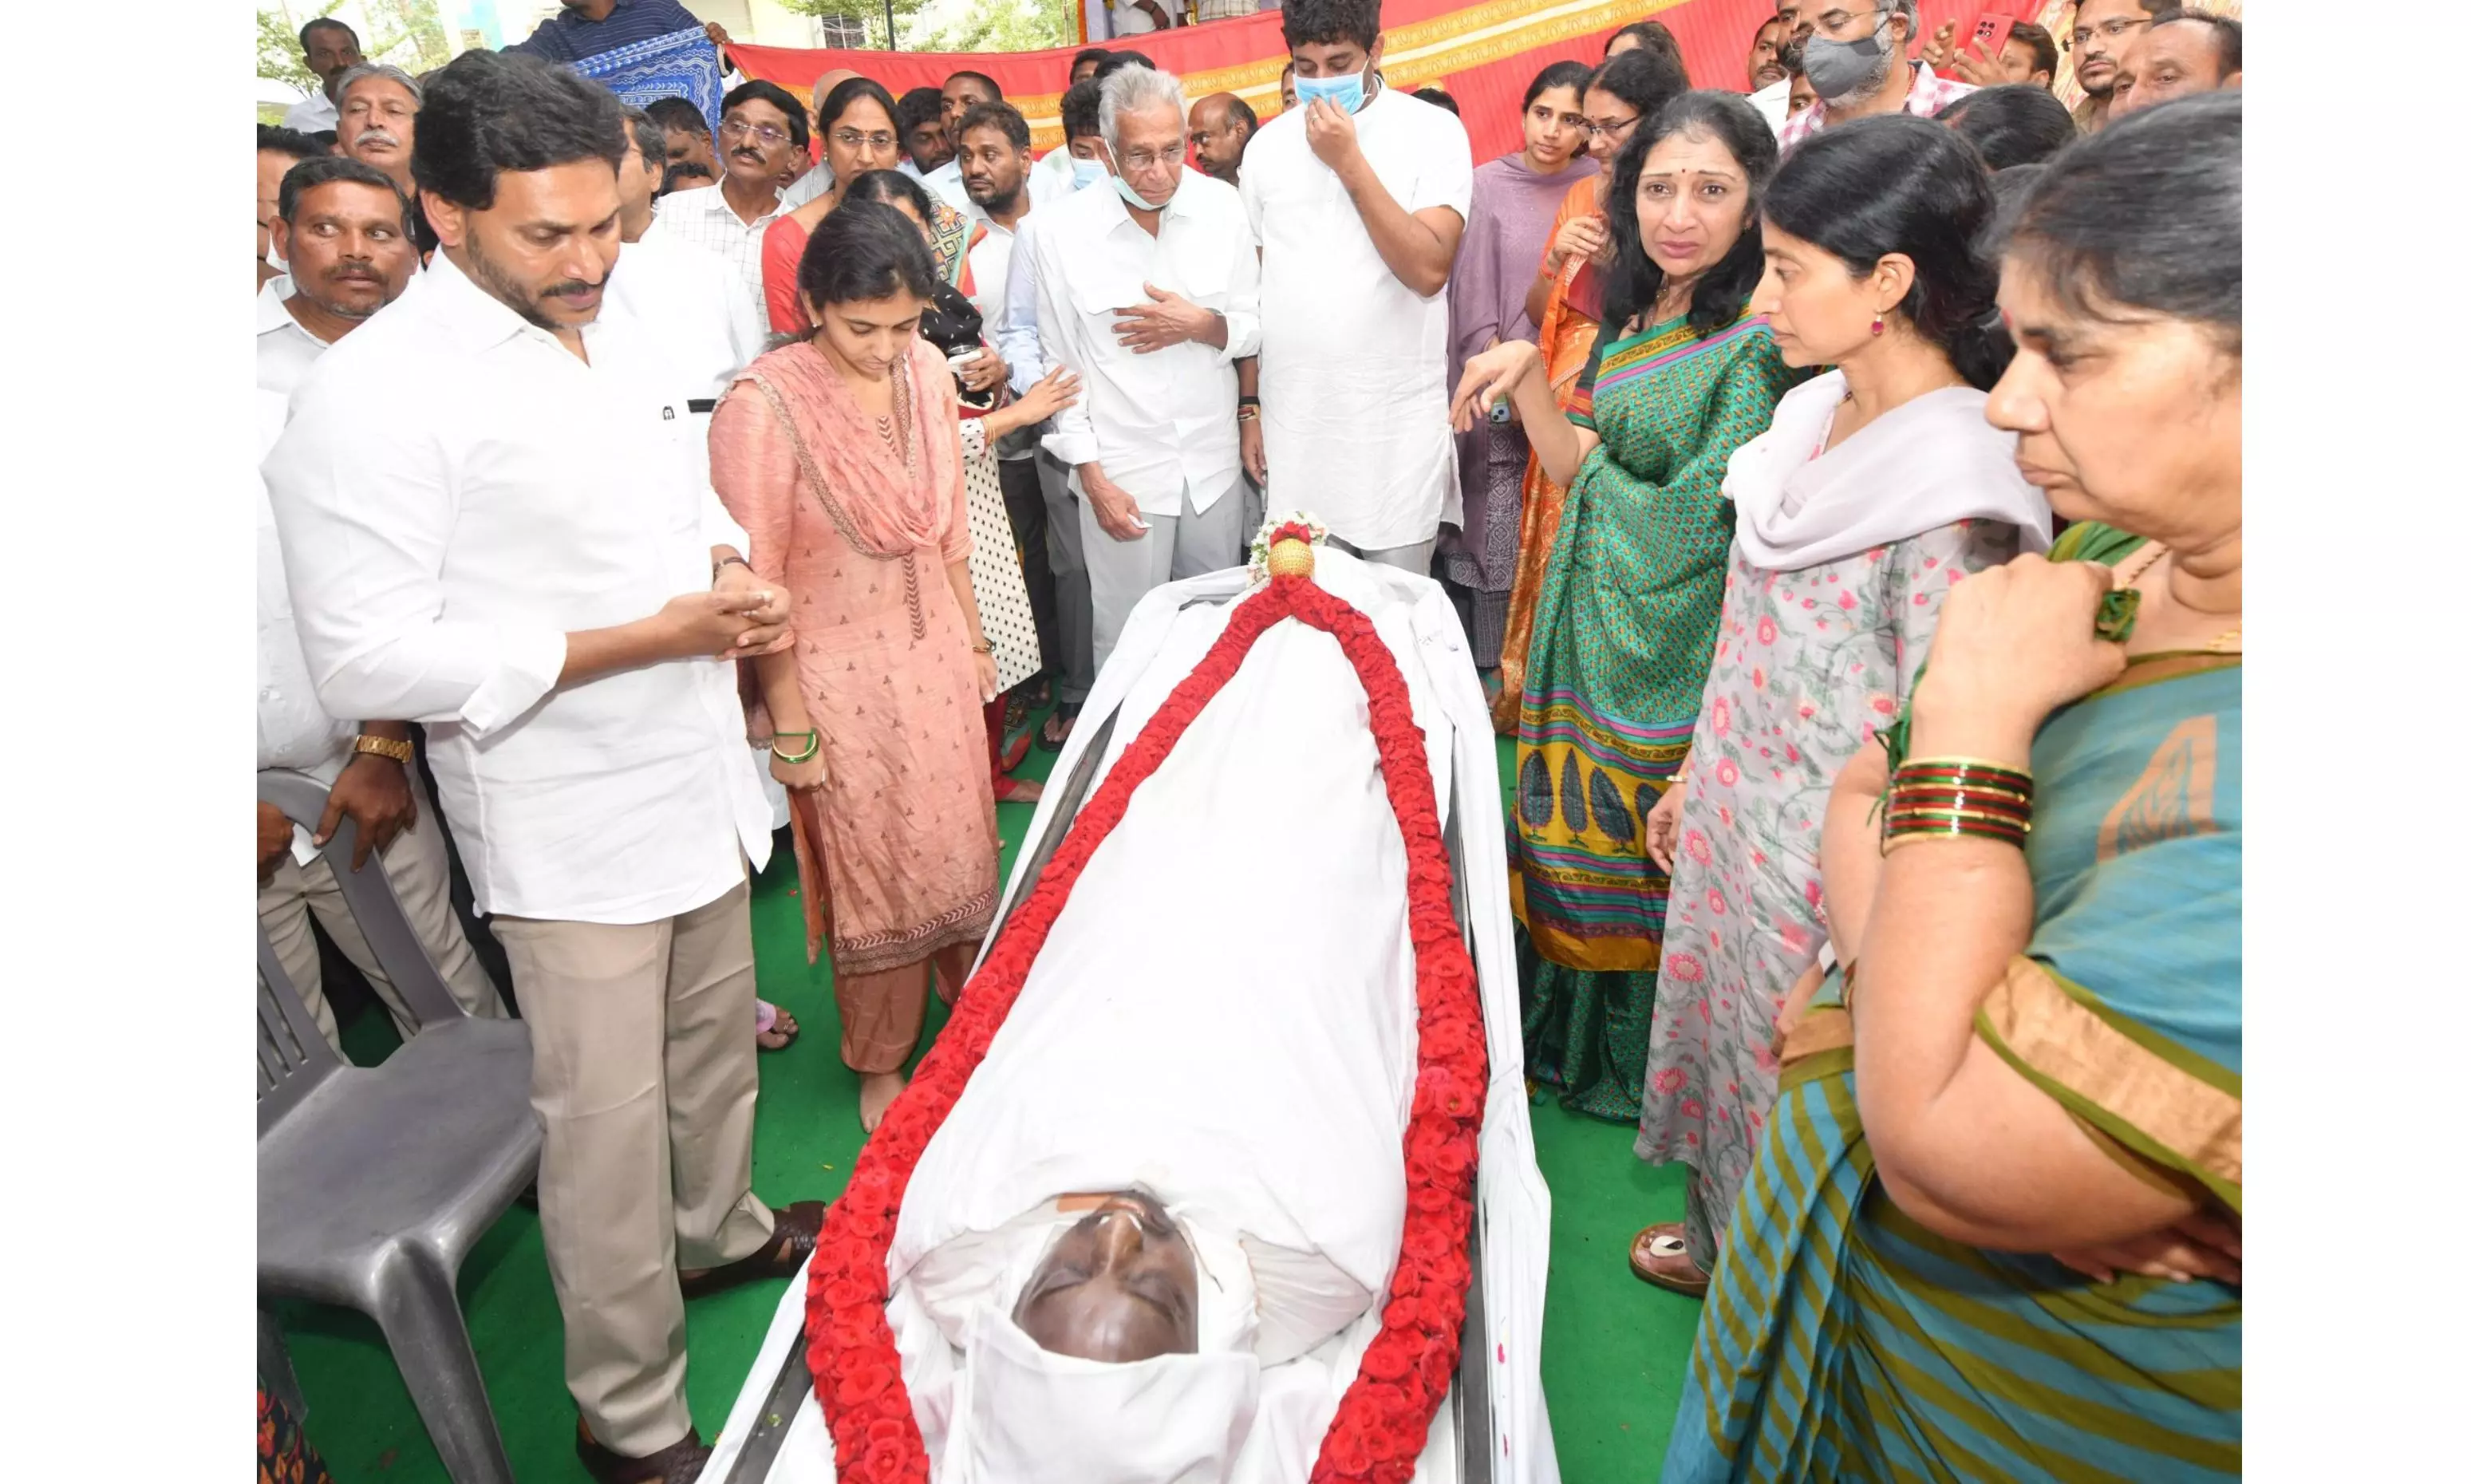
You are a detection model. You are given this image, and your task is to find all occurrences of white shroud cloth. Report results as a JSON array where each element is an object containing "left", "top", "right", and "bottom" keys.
[{"left": 705, "top": 550, "right": 1562, "bottom": 1484}]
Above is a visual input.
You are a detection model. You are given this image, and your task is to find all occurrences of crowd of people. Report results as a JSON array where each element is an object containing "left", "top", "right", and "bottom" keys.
[{"left": 254, "top": 2, "right": 2242, "bottom": 1481}]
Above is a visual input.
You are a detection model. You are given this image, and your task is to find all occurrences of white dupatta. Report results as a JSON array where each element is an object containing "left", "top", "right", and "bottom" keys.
[{"left": 1723, "top": 369, "right": 2051, "bottom": 571}]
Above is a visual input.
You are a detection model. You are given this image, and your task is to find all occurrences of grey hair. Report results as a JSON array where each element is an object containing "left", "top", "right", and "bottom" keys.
[
  {"left": 335, "top": 62, "right": 422, "bottom": 109},
  {"left": 1098, "top": 65, "right": 1186, "bottom": 154}
]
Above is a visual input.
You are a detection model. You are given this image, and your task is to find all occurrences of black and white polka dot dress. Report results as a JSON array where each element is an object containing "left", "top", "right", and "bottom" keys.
[{"left": 958, "top": 418, "right": 1042, "bottom": 694}]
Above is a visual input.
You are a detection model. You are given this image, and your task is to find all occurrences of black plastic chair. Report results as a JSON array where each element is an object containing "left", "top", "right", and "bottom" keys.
[{"left": 255, "top": 768, "right": 540, "bottom": 1484}]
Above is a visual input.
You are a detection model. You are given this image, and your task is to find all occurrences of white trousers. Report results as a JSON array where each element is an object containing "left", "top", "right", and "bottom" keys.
[{"left": 1080, "top": 477, "right": 1246, "bottom": 679}]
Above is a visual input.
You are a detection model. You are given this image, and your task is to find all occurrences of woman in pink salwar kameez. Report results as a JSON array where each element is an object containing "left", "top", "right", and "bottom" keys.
[{"left": 710, "top": 199, "right": 1001, "bottom": 1131}]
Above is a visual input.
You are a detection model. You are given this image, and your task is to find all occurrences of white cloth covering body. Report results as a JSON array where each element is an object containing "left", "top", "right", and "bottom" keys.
[{"left": 705, "top": 551, "right": 1561, "bottom": 1484}]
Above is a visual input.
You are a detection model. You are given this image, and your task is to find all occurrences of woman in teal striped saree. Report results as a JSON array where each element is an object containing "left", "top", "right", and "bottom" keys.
[{"left": 1666, "top": 94, "right": 2244, "bottom": 1482}]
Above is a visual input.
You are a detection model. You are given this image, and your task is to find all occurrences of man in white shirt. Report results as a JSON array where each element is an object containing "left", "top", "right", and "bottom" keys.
[
  {"left": 1241, "top": 1, "right": 1471, "bottom": 574},
  {"left": 280, "top": 17, "right": 362, "bottom": 133},
  {"left": 642, "top": 78, "right": 807, "bottom": 315},
  {"left": 256, "top": 156, "right": 495, "bottom": 1048},
  {"left": 263, "top": 52, "right": 821, "bottom": 1483},
  {"left": 998, "top": 81, "right": 1113, "bottom": 745},
  {"left": 1035, "top": 66, "right": 1261, "bottom": 678}
]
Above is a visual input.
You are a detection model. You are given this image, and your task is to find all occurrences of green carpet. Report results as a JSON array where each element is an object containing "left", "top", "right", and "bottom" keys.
[{"left": 282, "top": 731, "right": 1702, "bottom": 1481}]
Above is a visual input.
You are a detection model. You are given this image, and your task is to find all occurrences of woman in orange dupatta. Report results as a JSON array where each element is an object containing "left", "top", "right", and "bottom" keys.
[
  {"left": 712, "top": 200, "right": 1003, "bottom": 1133},
  {"left": 1494, "top": 50, "right": 1690, "bottom": 732}
]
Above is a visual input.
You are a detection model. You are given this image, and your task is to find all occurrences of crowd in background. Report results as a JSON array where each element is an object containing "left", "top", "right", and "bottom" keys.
[{"left": 253, "top": 2, "right": 2243, "bottom": 1481}]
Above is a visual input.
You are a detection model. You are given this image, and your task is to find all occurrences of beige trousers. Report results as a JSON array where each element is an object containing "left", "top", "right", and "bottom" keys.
[
  {"left": 256, "top": 791, "right": 504, "bottom": 1049},
  {"left": 492, "top": 881, "right": 776, "bottom": 1457}
]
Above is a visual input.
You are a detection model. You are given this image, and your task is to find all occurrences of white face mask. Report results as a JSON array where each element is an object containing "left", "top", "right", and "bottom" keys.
[{"left": 1070, "top": 156, "right": 1107, "bottom": 191}]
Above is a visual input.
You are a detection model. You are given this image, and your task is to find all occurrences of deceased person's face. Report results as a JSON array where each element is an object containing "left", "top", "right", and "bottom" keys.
[{"left": 1012, "top": 1190, "right": 1201, "bottom": 1363}]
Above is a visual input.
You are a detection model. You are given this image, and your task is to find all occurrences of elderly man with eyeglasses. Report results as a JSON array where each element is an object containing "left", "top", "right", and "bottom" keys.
[
  {"left": 640, "top": 79, "right": 807, "bottom": 314},
  {"left": 1032, "top": 65, "right": 1261, "bottom": 681}
]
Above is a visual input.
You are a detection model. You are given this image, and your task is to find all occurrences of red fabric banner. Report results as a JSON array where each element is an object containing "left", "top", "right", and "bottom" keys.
[{"left": 731, "top": 0, "right": 2046, "bottom": 164}]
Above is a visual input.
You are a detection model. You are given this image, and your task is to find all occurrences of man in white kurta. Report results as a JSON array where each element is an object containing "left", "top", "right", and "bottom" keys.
[{"left": 1241, "top": 20, "right": 1472, "bottom": 573}]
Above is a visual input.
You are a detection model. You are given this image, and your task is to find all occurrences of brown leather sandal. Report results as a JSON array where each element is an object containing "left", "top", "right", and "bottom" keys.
[
  {"left": 679, "top": 1199, "right": 827, "bottom": 1299},
  {"left": 575, "top": 1419, "right": 710, "bottom": 1484},
  {"left": 1629, "top": 1222, "right": 1712, "bottom": 1299}
]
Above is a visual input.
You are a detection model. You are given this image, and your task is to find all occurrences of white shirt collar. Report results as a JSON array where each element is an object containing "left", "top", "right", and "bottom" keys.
[
  {"left": 676, "top": 180, "right": 780, "bottom": 226},
  {"left": 422, "top": 247, "right": 599, "bottom": 357},
  {"left": 256, "top": 278, "right": 330, "bottom": 345}
]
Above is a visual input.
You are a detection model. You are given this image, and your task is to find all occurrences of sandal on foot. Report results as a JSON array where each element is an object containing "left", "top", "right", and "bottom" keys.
[
  {"left": 993, "top": 775, "right": 1044, "bottom": 805},
  {"left": 679, "top": 1199, "right": 827, "bottom": 1299},
  {"left": 575, "top": 1421, "right": 709, "bottom": 1484},
  {"left": 1629, "top": 1222, "right": 1711, "bottom": 1297},
  {"left": 755, "top": 1001, "right": 798, "bottom": 1052},
  {"left": 1037, "top": 704, "right": 1080, "bottom": 753}
]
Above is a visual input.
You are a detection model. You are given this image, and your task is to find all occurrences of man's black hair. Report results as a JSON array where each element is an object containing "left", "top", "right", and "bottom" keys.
[
  {"left": 259, "top": 123, "right": 322, "bottom": 161},
  {"left": 278, "top": 154, "right": 411, "bottom": 228},
  {"left": 1281, "top": 0, "right": 1383, "bottom": 55},
  {"left": 2007, "top": 21, "right": 2061, "bottom": 81},
  {"left": 1070, "top": 46, "right": 1112, "bottom": 79},
  {"left": 722, "top": 78, "right": 810, "bottom": 152},
  {"left": 660, "top": 160, "right": 715, "bottom": 195},
  {"left": 1061, "top": 78, "right": 1104, "bottom": 142},
  {"left": 897, "top": 85, "right": 945, "bottom": 137},
  {"left": 1093, "top": 49, "right": 1156, "bottom": 81},
  {"left": 306, "top": 129, "right": 340, "bottom": 153},
  {"left": 642, "top": 95, "right": 711, "bottom": 139},
  {"left": 1412, "top": 87, "right": 1459, "bottom": 115},
  {"left": 2147, "top": 8, "right": 2241, "bottom": 73},
  {"left": 943, "top": 69, "right": 1003, "bottom": 101},
  {"left": 619, "top": 106, "right": 665, "bottom": 171},
  {"left": 954, "top": 101, "right": 1032, "bottom": 153},
  {"left": 1605, "top": 19, "right": 1681, "bottom": 66},
  {"left": 299, "top": 17, "right": 358, "bottom": 52},
  {"left": 411, "top": 49, "right": 628, "bottom": 212}
]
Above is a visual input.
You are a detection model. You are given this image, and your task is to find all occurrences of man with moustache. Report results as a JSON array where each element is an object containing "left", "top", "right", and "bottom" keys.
[
  {"left": 1745, "top": 14, "right": 1789, "bottom": 91},
  {"left": 282, "top": 18, "right": 363, "bottom": 133},
  {"left": 264, "top": 50, "right": 823, "bottom": 1484},
  {"left": 1186, "top": 92, "right": 1257, "bottom": 187},
  {"left": 255, "top": 155, "right": 499, "bottom": 1050},
  {"left": 898, "top": 85, "right": 953, "bottom": 177},
  {"left": 336, "top": 63, "right": 421, "bottom": 197},
  {"left": 921, "top": 69, "right": 1005, "bottom": 221},
  {"left": 642, "top": 96, "right": 718, "bottom": 180},
  {"left": 641, "top": 79, "right": 806, "bottom": 315},
  {"left": 2063, "top": 0, "right": 2168, "bottom": 131},
  {"left": 1774, "top": 0, "right": 1975, "bottom": 150},
  {"left": 2109, "top": 8, "right": 2240, "bottom": 119}
]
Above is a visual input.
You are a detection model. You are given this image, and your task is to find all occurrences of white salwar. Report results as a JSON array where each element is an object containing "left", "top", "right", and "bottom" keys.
[{"left": 706, "top": 551, "right": 1559, "bottom": 1484}]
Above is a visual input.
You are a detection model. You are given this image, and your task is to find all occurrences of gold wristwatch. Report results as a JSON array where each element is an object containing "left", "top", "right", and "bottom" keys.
[{"left": 353, "top": 734, "right": 416, "bottom": 764}]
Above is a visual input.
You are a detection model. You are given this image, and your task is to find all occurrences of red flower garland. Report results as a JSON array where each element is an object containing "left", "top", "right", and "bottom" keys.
[{"left": 803, "top": 569, "right": 1488, "bottom": 1484}]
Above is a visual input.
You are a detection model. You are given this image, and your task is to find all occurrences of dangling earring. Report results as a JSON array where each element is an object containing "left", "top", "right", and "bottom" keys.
[{"left": 1869, "top": 314, "right": 1885, "bottom": 337}]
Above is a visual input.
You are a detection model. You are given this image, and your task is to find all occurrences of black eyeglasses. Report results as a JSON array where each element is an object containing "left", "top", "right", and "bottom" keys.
[{"left": 2062, "top": 15, "right": 2152, "bottom": 52}]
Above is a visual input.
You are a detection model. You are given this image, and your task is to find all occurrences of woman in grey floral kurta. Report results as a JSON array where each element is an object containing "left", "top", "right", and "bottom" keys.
[{"left": 1627, "top": 353, "right": 2051, "bottom": 1293}]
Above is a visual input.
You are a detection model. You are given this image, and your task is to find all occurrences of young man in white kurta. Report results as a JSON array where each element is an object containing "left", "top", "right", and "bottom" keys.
[
  {"left": 1034, "top": 69, "right": 1261, "bottom": 679},
  {"left": 1241, "top": 22, "right": 1472, "bottom": 573}
]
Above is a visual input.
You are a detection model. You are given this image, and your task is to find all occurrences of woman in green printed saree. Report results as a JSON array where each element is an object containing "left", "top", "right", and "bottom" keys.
[
  {"left": 1453, "top": 92, "right": 1798, "bottom": 1123},
  {"left": 1666, "top": 93, "right": 2244, "bottom": 1482}
]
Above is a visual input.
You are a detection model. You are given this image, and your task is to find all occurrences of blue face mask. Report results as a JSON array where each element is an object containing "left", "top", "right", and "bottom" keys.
[
  {"left": 1293, "top": 65, "right": 1368, "bottom": 115},
  {"left": 1069, "top": 157, "right": 1106, "bottom": 192}
]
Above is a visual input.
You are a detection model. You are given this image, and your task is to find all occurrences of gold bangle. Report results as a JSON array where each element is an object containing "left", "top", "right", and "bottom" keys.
[
  {"left": 970, "top": 640, "right": 994, "bottom": 655},
  {"left": 1898, "top": 755, "right": 2032, "bottom": 782},
  {"left": 353, "top": 734, "right": 414, "bottom": 764}
]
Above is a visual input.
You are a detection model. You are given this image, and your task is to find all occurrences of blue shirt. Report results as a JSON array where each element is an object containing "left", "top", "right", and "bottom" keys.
[{"left": 505, "top": 0, "right": 705, "bottom": 64}]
